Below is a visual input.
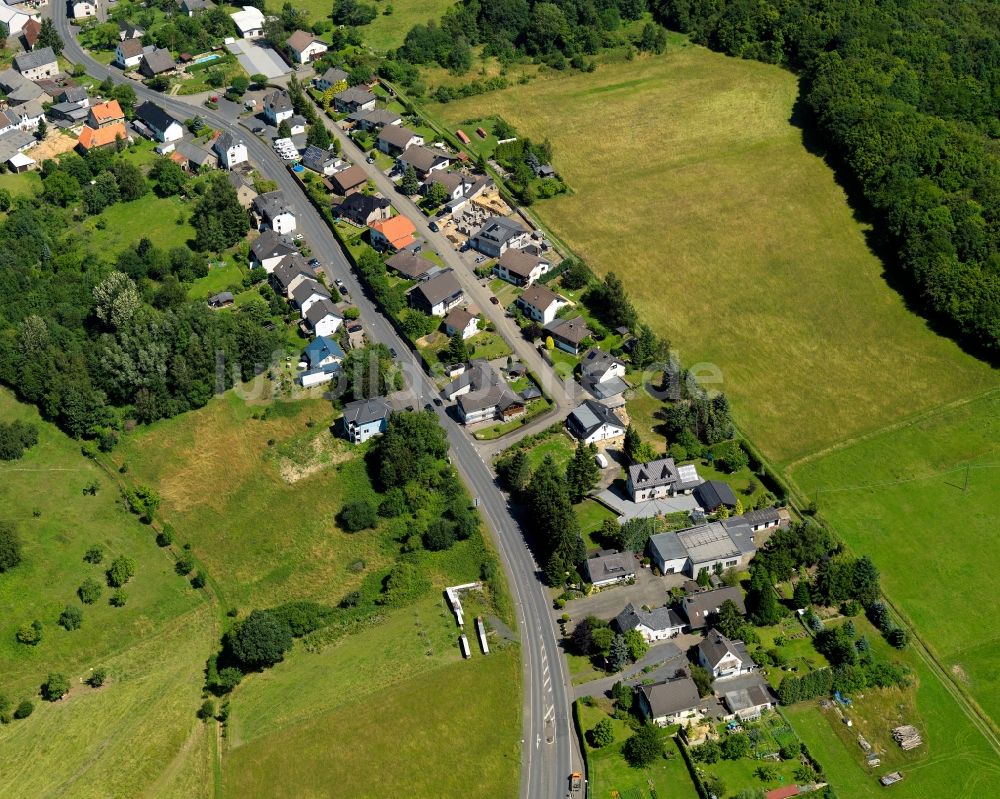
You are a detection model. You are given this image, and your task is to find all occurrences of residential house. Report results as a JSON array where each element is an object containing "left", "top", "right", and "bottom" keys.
[
  {"left": 678, "top": 587, "right": 746, "bottom": 631},
  {"left": 583, "top": 549, "right": 636, "bottom": 588},
  {"left": 352, "top": 108, "right": 401, "bottom": 132},
  {"left": 582, "top": 347, "right": 626, "bottom": 384},
  {"left": 253, "top": 190, "right": 296, "bottom": 235},
  {"left": 697, "top": 629, "right": 756, "bottom": 680},
  {"left": 300, "top": 145, "right": 343, "bottom": 176},
  {"left": 178, "top": 0, "right": 213, "bottom": 14},
  {"left": 335, "top": 193, "right": 391, "bottom": 227},
  {"left": 368, "top": 215, "right": 416, "bottom": 252},
  {"left": 286, "top": 30, "right": 327, "bottom": 63},
  {"left": 329, "top": 164, "right": 368, "bottom": 195},
  {"left": 740, "top": 507, "right": 781, "bottom": 533},
  {"left": 116, "top": 38, "right": 144, "bottom": 69},
  {"left": 230, "top": 6, "right": 265, "bottom": 38},
  {"left": 397, "top": 144, "right": 450, "bottom": 178},
  {"left": 516, "top": 283, "right": 566, "bottom": 325},
  {"left": 303, "top": 298, "right": 343, "bottom": 338},
  {"left": 56, "top": 86, "right": 90, "bottom": 107},
  {"left": 614, "top": 602, "right": 687, "bottom": 643},
  {"left": 71, "top": 1, "right": 97, "bottom": 20},
  {"left": 566, "top": 400, "right": 626, "bottom": 446},
  {"left": 468, "top": 216, "right": 530, "bottom": 258},
  {"left": 118, "top": 23, "right": 146, "bottom": 41},
  {"left": 140, "top": 47, "right": 176, "bottom": 78},
  {"left": 13, "top": 47, "right": 56, "bottom": 81},
  {"left": 627, "top": 457, "right": 701, "bottom": 502},
  {"left": 722, "top": 677, "right": 776, "bottom": 721},
  {"left": 494, "top": 247, "right": 550, "bottom": 286},
  {"left": 251, "top": 230, "right": 299, "bottom": 273},
  {"left": 442, "top": 308, "right": 478, "bottom": 340},
  {"left": 0, "top": 129, "right": 37, "bottom": 169},
  {"left": 638, "top": 675, "right": 704, "bottom": 727},
  {"left": 76, "top": 100, "right": 128, "bottom": 153},
  {"left": 227, "top": 171, "right": 258, "bottom": 209},
  {"left": 409, "top": 269, "right": 463, "bottom": 317},
  {"left": 263, "top": 89, "right": 293, "bottom": 125},
  {"left": 385, "top": 249, "right": 434, "bottom": 280},
  {"left": 291, "top": 278, "right": 332, "bottom": 315},
  {"left": 300, "top": 335, "right": 345, "bottom": 387},
  {"left": 207, "top": 291, "right": 234, "bottom": 308},
  {"left": 14, "top": 99, "right": 44, "bottom": 130},
  {"left": 340, "top": 397, "right": 392, "bottom": 444},
  {"left": 377, "top": 124, "right": 423, "bottom": 155},
  {"left": 174, "top": 140, "right": 217, "bottom": 171},
  {"left": 20, "top": 17, "right": 40, "bottom": 50},
  {"left": 647, "top": 518, "right": 756, "bottom": 579},
  {"left": 0, "top": 110, "right": 21, "bottom": 135},
  {"left": 333, "top": 85, "right": 376, "bottom": 113},
  {"left": 314, "top": 67, "right": 348, "bottom": 92},
  {"left": 441, "top": 361, "right": 523, "bottom": 425},
  {"left": 270, "top": 254, "right": 315, "bottom": 296},
  {"left": 693, "top": 480, "right": 738, "bottom": 513},
  {"left": 544, "top": 316, "right": 592, "bottom": 356},
  {"left": 135, "top": 101, "right": 184, "bottom": 142},
  {"left": 213, "top": 130, "right": 248, "bottom": 169}
]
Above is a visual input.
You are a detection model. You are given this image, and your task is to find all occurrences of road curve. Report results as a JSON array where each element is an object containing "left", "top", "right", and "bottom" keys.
[{"left": 52, "top": 8, "right": 581, "bottom": 797}]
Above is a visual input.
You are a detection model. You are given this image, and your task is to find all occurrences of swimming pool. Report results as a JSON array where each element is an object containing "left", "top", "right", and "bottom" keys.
[
  {"left": 193, "top": 54, "right": 220, "bottom": 65},
  {"left": 291, "top": 164, "right": 304, "bottom": 173}
]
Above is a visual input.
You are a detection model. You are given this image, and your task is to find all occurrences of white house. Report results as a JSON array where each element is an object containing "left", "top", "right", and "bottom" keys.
[
  {"left": 377, "top": 124, "right": 423, "bottom": 155},
  {"left": 115, "top": 38, "right": 144, "bottom": 69},
  {"left": 300, "top": 335, "right": 345, "bottom": 388},
  {"left": 135, "top": 101, "right": 184, "bottom": 143},
  {"left": 627, "top": 457, "right": 701, "bottom": 502},
  {"left": 583, "top": 550, "right": 636, "bottom": 588},
  {"left": 303, "top": 298, "right": 343, "bottom": 338},
  {"left": 71, "top": 1, "right": 97, "bottom": 20},
  {"left": 0, "top": 6, "right": 39, "bottom": 36},
  {"left": 263, "top": 89, "right": 293, "bottom": 125},
  {"left": 697, "top": 629, "right": 756, "bottom": 680},
  {"left": 251, "top": 230, "right": 297, "bottom": 273},
  {"left": 515, "top": 283, "right": 566, "bottom": 325},
  {"left": 213, "top": 130, "right": 248, "bottom": 170},
  {"left": 314, "top": 67, "right": 348, "bottom": 92},
  {"left": 252, "top": 191, "right": 296, "bottom": 235},
  {"left": 442, "top": 307, "right": 479, "bottom": 340},
  {"left": 566, "top": 400, "right": 626, "bottom": 446},
  {"left": 13, "top": 46, "right": 56, "bottom": 81},
  {"left": 494, "top": 247, "right": 550, "bottom": 286},
  {"left": 638, "top": 676, "right": 704, "bottom": 727},
  {"left": 614, "top": 603, "right": 687, "bottom": 643},
  {"left": 409, "top": 270, "right": 463, "bottom": 317},
  {"left": 291, "top": 279, "right": 332, "bottom": 315},
  {"left": 286, "top": 30, "right": 328, "bottom": 64},
  {"left": 230, "top": 5, "right": 265, "bottom": 38},
  {"left": 723, "top": 678, "right": 776, "bottom": 722},
  {"left": 468, "top": 215, "right": 530, "bottom": 258}
]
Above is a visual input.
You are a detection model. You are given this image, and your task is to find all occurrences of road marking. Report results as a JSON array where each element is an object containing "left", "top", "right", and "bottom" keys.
[{"left": 536, "top": 733, "right": 540, "bottom": 750}]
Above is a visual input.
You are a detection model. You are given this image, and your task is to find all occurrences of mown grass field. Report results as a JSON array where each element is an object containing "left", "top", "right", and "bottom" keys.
[
  {"left": 0, "top": 390, "right": 214, "bottom": 798},
  {"left": 788, "top": 391, "right": 1000, "bottom": 726},
  {"left": 292, "top": 0, "right": 454, "bottom": 51},
  {"left": 430, "top": 44, "right": 998, "bottom": 466},
  {"left": 82, "top": 191, "right": 195, "bottom": 254}
]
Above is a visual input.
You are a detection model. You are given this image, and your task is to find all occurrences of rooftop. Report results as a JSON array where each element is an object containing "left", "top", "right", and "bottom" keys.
[
  {"left": 13, "top": 46, "right": 56, "bottom": 73},
  {"left": 412, "top": 268, "right": 462, "bottom": 306},
  {"left": 378, "top": 124, "right": 419, "bottom": 149},
  {"left": 639, "top": 675, "right": 701, "bottom": 719},
  {"left": 342, "top": 396, "right": 392, "bottom": 426},
  {"left": 518, "top": 283, "right": 563, "bottom": 311},
  {"left": 568, "top": 399, "right": 625, "bottom": 437},
  {"left": 584, "top": 550, "right": 635, "bottom": 583},
  {"left": 473, "top": 215, "right": 526, "bottom": 243}
]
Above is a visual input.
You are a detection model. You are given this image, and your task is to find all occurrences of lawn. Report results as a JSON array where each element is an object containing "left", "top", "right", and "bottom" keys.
[
  {"left": 0, "top": 169, "right": 40, "bottom": 199},
  {"left": 0, "top": 389, "right": 214, "bottom": 798},
  {"left": 222, "top": 647, "right": 521, "bottom": 798},
  {"left": 84, "top": 191, "right": 195, "bottom": 254},
  {"left": 187, "top": 259, "right": 246, "bottom": 300},
  {"left": 468, "top": 330, "right": 513, "bottom": 361},
  {"left": 348, "top": 0, "right": 457, "bottom": 52},
  {"left": 474, "top": 397, "right": 553, "bottom": 439},
  {"left": 577, "top": 701, "right": 699, "bottom": 799},
  {"left": 430, "top": 44, "right": 998, "bottom": 467},
  {"left": 577, "top": 499, "right": 618, "bottom": 552},
  {"left": 787, "top": 391, "right": 1000, "bottom": 726}
]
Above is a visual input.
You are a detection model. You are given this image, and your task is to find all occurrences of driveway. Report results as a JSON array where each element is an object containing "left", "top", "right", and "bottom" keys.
[
  {"left": 227, "top": 40, "right": 290, "bottom": 80},
  {"left": 597, "top": 482, "right": 699, "bottom": 522},
  {"left": 562, "top": 564, "right": 670, "bottom": 622},
  {"left": 574, "top": 640, "right": 687, "bottom": 699}
]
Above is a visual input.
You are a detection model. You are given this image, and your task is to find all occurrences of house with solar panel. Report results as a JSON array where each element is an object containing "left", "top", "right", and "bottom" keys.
[{"left": 626, "top": 457, "right": 702, "bottom": 502}]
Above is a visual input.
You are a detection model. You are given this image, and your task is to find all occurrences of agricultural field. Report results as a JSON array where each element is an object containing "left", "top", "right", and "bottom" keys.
[
  {"left": 0, "top": 390, "right": 213, "bottom": 798},
  {"left": 430, "top": 42, "right": 998, "bottom": 466},
  {"left": 787, "top": 391, "right": 1000, "bottom": 726}
]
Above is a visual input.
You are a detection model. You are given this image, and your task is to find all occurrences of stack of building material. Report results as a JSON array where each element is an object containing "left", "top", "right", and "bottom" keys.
[{"left": 892, "top": 725, "right": 923, "bottom": 750}]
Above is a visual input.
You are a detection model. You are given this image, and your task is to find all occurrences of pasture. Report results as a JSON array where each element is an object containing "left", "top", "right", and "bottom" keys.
[
  {"left": 430, "top": 44, "right": 998, "bottom": 466},
  {"left": 0, "top": 390, "right": 213, "bottom": 798},
  {"left": 787, "top": 390, "right": 1000, "bottom": 726},
  {"left": 295, "top": 0, "right": 455, "bottom": 51}
]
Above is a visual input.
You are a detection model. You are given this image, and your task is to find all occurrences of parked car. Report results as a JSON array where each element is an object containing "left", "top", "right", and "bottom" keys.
[
  {"left": 490, "top": 296, "right": 500, "bottom": 305},
  {"left": 334, "top": 278, "right": 345, "bottom": 286},
  {"left": 339, "top": 285, "right": 349, "bottom": 295},
  {"left": 390, "top": 347, "right": 398, "bottom": 358},
  {"left": 424, "top": 403, "right": 433, "bottom": 411},
  {"left": 293, "top": 233, "right": 303, "bottom": 240},
  {"left": 308, "top": 258, "right": 320, "bottom": 267},
  {"left": 366, "top": 156, "right": 376, "bottom": 164},
  {"left": 433, "top": 398, "right": 443, "bottom": 407},
  {"left": 428, "top": 221, "right": 439, "bottom": 232}
]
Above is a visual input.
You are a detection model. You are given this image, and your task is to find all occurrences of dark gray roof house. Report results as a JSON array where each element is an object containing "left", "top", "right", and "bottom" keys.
[
  {"left": 544, "top": 315, "right": 592, "bottom": 353},
  {"left": 13, "top": 47, "right": 56, "bottom": 75},
  {"left": 300, "top": 145, "right": 340, "bottom": 174},
  {"left": 139, "top": 47, "right": 176, "bottom": 77},
  {"left": 614, "top": 602, "right": 687, "bottom": 637},
  {"left": 693, "top": 480, "right": 738, "bottom": 512},
  {"left": 638, "top": 675, "right": 702, "bottom": 723},
  {"left": 385, "top": 249, "right": 434, "bottom": 279},
  {"left": 253, "top": 190, "right": 294, "bottom": 223},
  {"left": 251, "top": 229, "right": 296, "bottom": 262},
  {"left": 335, "top": 192, "right": 391, "bottom": 226},
  {"left": 207, "top": 291, "right": 234, "bottom": 308},
  {"left": 341, "top": 396, "right": 393, "bottom": 427},
  {"left": 378, "top": 124, "right": 420, "bottom": 152},
  {"left": 291, "top": 278, "right": 332, "bottom": 308},
  {"left": 398, "top": 144, "right": 450, "bottom": 176},
  {"left": 681, "top": 587, "right": 746, "bottom": 630},
  {"left": 409, "top": 269, "right": 463, "bottom": 315},
  {"left": 334, "top": 85, "right": 376, "bottom": 112},
  {"left": 697, "top": 628, "right": 754, "bottom": 673},
  {"left": 566, "top": 400, "right": 625, "bottom": 442},
  {"left": 270, "top": 255, "right": 315, "bottom": 295},
  {"left": 583, "top": 549, "right": 636, "bottom": 586}
]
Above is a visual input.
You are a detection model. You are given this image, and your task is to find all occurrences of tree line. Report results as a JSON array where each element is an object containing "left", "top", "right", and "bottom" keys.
[{"left": 652, "top": 0, "right": 1000, "bottom": 356}]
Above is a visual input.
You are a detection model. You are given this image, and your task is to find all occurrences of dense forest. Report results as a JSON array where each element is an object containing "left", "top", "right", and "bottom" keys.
[
  {"left": 0, "top": 156, "right": 283, "bottom": 443},
  {"left": 652, "top": 0, "right": 1000, "bottom": 355}
]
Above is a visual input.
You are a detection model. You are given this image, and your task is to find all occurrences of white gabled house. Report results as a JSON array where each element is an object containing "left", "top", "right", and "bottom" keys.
[
  {"left": 213, "top": 130, "right": 248, "bottom": 170},
  {"left": 614, "top": 602, "right": 687, "bottom": 643},
  {"left": 515, "top": 283, "right": 567, "bottom": 325},
  {"left": 303, "top": 298, "right": 343, "bottom": 338},
  {"left": 566, "top": 399, "right": 626, "bottom": 446},
  {"left": 697, "top": 629, "right": 756, "bottom": 680}
]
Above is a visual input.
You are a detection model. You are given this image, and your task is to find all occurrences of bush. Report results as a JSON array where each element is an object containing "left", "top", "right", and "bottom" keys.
[
  {"left": 229, "top": 610, "right": 293, "bottom": 668},
  {"left": 86, "top": 668, "right": 107, "bottom": 688},
  {"left": 156, "top": 527, "right": 174, "bottom": 547},
  {"left": 337, "top": 500, "right": 377, "bottom": 532},
  {"left": 59, "top": 605, "right": 83, "bottom": 631},
  {"left": 423, "top": 519, "right": 456, "bottom": 551},
  {"left": 83, "top": 545, "right": 104, "bottom": 564},
  {"left": 0, "top": 420, "right": 39, "bottom": 460},
  {"left": 191, "top": 570, "right": 208, "bottom": 589},
  {"left": 110, "top": 588, "right": 127, "bottom": 607},
  {"left": 198, "top": 699, "right": 216, "bottom": 720},
  {"left": 13, "top": 700, "right": 33, "bottom": 719},
  {"left": 0, "top": 520, "right": 22, "bottom": 573},
  {"left": 41, "top": 673, "right": 70, "bottom": 701},
  {"left": 79, "top": 577, "right": 103, "bottom": 604},
  {"left": 214, "top": 667, "right": 243, "bottom": 694},
  {"left": 623, "top": 724, "right": 663, "bottom": 767},
  {"left": 779, "top": 741, "right": 801, "bottom": 760},
  {"left": 16, "top": 620, "right": 43, "bottom": 645},
  {"left": 106, "top": 556, "right": 136, "bottom": 587},
  {"left": 588, "top": 717, "right": 615, "bottom": 747},
  {"left": 176, "top": 552, "right": 195, "bottom": 575}
]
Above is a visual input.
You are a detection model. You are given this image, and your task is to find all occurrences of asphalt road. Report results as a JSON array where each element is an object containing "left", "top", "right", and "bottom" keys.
[{"left": 53, "top": 9, "right": 581, "bottom": 797}]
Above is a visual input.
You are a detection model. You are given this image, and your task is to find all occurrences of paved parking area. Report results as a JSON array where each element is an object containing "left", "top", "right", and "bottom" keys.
[
  {"left": 597, "top": 482, "right": 699, "bottom": 522},
  {"left": 227, "top": 40, "right": 289, "bottom": 80},
  {"left": 562, "top": 563, "right": 670, "bottom": 622}
]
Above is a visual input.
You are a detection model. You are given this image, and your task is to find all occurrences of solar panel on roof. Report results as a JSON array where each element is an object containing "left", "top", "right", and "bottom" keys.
[{"left": 678, "top": 464, "right": 699, "bottom": 483}]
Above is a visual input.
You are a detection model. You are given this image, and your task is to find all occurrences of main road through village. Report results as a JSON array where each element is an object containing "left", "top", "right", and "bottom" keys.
[{"left": 53, "top": 6, "right": 582, "bottom": 796}]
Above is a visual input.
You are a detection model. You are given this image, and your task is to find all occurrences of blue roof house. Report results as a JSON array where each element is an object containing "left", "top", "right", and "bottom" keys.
[{"left": 300, "top": 336, "right": 345, "bottom": 387}]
